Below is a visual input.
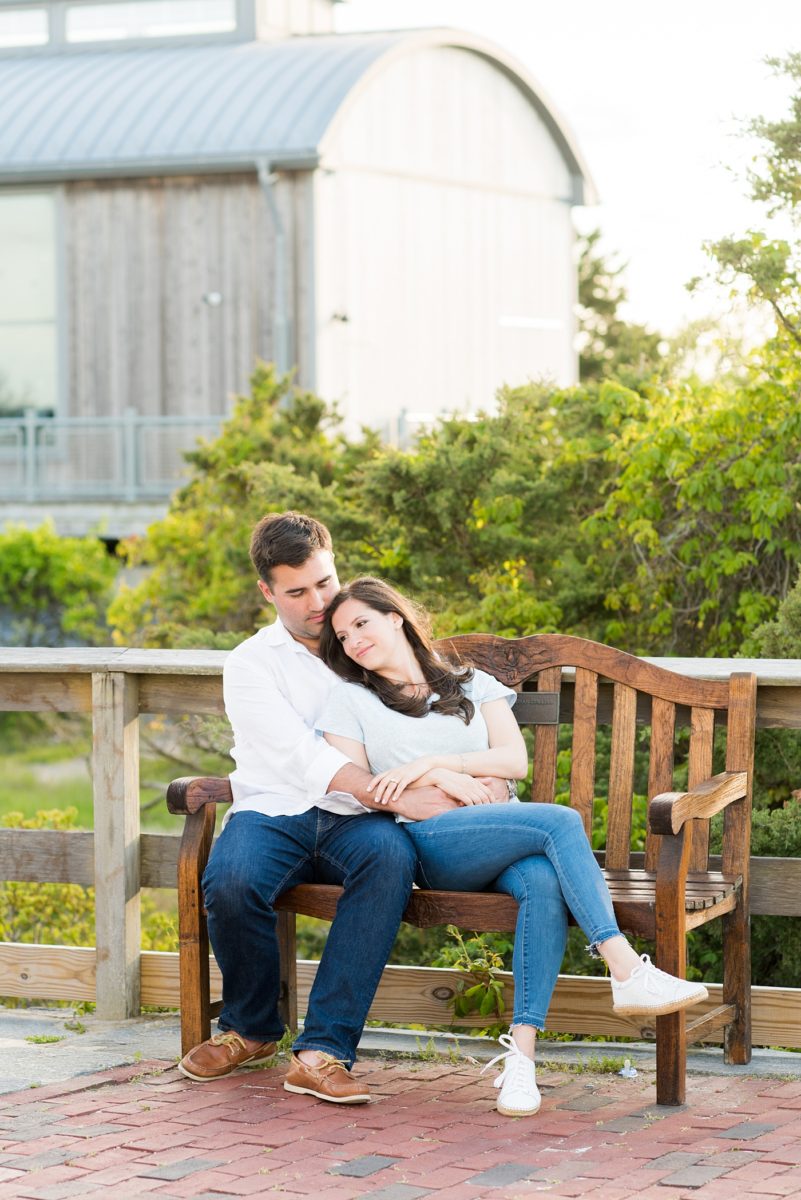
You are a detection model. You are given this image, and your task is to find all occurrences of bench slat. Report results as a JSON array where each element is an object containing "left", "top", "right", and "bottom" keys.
[
  {"left": 570, "top": 667, "right": 598, "bottom": 839},
  {"left": 272, "top": 871, "right": 741, "bottom": 929},
  {"left": 645, "top": 696, "right": 676, "bottom": 871},
  {"left": 689, "top": 707, "right": 715, "bottom": 871},
  {"left": 606, "top": 682, "right": 637, "bottom": 871},
  {"left": 532, "top": 668, "right": 561, "bottom": 804}
]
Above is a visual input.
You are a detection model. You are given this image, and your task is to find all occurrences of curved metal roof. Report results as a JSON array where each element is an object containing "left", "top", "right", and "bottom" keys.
[{"left": 0, "top": 29, "right": 594, "bottom": 201}]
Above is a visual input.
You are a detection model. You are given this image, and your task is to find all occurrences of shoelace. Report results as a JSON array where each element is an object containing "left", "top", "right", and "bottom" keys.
[
  {"left": 308, "top": 1053, "right": 350, "bottom": 1075},
  {"left": 480, "top": 1033, "right": 532, "bottom": 1088},
  {"left": 210, "top": 1031, "right": 248, "bottom": 1058},
  {"left": 630, "top": 954, "right": 669, "bottom": 995}
]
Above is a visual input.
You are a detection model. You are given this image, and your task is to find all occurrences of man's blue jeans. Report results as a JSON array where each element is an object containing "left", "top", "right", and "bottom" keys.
[
  {"left": 404, "top": 803, "right": 621, "bottom": 1029},
  {"left": 202, "top": 808, "right": 416, "bottom": 1066}
]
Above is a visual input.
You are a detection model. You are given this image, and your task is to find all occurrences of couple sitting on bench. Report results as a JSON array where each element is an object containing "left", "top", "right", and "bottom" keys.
[{"left": 178, "top": 510, "right": 707, "bottom": 1118}]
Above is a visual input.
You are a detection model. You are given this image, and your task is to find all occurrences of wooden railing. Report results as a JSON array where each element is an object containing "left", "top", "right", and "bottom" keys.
[{"left": 3, "top": 648, "right": 801, "bottom": 1046}]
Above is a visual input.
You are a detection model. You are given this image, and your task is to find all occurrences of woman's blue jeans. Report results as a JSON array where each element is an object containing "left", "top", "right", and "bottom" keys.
[
  {"left": 202, "top": 809, "right": 416, "bottom": 1067},
  {"left": 403, "top": 803, "right": 621, "bottom": 1029}
]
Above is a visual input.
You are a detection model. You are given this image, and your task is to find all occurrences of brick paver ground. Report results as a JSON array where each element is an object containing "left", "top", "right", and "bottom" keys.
[{"left": 1, "top": 1056, "right": 801, "bottom": 1199}]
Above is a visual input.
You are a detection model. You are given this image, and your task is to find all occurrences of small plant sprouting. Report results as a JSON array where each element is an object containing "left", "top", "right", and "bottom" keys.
[{"left": 446, "top": 925, "right": 507, "bottom": 1037}]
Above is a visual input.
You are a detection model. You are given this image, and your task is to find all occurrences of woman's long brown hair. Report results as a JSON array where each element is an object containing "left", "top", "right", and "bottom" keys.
[{"left": 320, "top": 577, "right": 475, "bottom": 724}]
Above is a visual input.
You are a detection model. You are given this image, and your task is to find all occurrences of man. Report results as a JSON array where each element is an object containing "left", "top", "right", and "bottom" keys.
[{"left": 179, "top": 511, "right": 493, "bottom": 1103}]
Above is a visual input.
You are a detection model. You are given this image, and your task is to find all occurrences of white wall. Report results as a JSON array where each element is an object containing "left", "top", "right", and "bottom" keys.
[{"left": 314, "top": 44, "right": 579, "bottom": 438}]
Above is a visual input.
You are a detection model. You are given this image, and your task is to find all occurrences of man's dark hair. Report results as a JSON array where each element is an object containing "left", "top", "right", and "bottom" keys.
[{"left": 249, "top": 511, "right": 333, "bottom": 582}]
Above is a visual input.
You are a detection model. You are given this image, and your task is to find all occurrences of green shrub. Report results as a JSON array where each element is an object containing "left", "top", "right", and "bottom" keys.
[{"left": 0, "top": 521, "right": 116, "bottom": 646}]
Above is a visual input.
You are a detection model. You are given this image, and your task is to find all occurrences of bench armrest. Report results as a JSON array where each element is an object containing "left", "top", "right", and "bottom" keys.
[
  {"left": 167, "top": 775, "right": 234, "bottom": 815},
  {"left": 649, "top": 770, "right": 748, "bottom": 836}
]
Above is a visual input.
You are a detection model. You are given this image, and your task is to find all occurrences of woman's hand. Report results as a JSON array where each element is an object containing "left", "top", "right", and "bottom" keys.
[
  {"left": 368, "top": 756, "right": 438, "bottom": 804},
  {"left": 429, "top": 769, "right": 495, "bottom": 805}
]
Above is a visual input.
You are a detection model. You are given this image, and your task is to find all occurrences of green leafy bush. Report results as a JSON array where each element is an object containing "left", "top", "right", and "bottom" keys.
[{"left": 0, "top": 521, "right": 116, "bottom": 646}]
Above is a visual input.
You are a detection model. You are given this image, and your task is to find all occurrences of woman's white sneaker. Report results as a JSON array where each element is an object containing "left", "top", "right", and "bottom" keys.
[
  {"left": 611, "top": 954, "right": 709, "bottom": 1016},
  {"left": 481, "top": 1033, "right": 541, "bottom": 1117}
]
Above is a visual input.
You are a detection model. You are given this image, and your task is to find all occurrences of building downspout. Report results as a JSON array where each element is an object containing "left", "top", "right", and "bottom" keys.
[{"left": 257, "top": 159, "right": 291, "bottom": 376}]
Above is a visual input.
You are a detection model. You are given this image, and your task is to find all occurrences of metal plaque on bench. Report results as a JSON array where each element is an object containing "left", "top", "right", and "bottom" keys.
[{"left": 512, "top": 691, "right": 560, "bottom": 726}]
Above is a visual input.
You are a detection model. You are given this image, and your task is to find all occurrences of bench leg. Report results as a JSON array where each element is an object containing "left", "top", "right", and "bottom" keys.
[
  {"left": 178, "top": 908, "right": 211, "bottom": 1058},
  {"left": 654, "top": 828, "right": 691, "bottom": 1105},
  {"left": 723, "top": 902, "right": 751, "bottom": 1065},
  {"left": 277, "top": 910, "right": 298, "bottom": 1034},
  {"left": 177, "top": 807, "right": 216, "bottom": 1058},
  {"left": 655, "top": 1009, "right": 686, "bottom": 1106}
]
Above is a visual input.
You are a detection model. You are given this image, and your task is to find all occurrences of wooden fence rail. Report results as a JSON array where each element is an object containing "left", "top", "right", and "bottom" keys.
[{"left": 2, "top": 648, "right": 801, "bottom": 1043}]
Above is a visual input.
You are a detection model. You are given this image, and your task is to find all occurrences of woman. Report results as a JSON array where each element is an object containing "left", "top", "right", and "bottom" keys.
[{"left": 317, "top": 578, "right": 708, "bottom": 1117}]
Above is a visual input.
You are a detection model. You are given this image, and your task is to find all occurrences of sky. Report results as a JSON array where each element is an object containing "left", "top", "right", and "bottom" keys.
[{"left": 336, "top": 0, "right": 800, "bottom": 336}]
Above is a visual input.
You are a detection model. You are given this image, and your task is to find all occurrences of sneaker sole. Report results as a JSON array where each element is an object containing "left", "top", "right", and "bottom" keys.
[
  {"left": 177, "top": 1054, "right": 275, "bottom": 1082},
  {"left": 614, "top": 989, "right": 709, "bottom": 1017},
  {"left": 283, "top": 1081, "right": 370, "bottom": 1104},
  {"left": 497, "top": 1100, "right": 541, "bottom": 1117}
]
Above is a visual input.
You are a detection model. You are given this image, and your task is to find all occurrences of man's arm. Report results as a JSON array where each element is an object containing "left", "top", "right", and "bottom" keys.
[
  {"left": 328, "top": 761, "right": 462, "bottom": 820},
  {"left": 328, "top": 766, "right": 510, "bottom": 818},
  {"left": 224, "top": 653, "right": 354, "bottom": 802}
]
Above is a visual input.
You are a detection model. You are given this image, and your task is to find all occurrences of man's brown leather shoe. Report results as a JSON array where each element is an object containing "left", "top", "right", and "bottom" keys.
[
  {"left": 178, "top": 1031, "right": 277, "bottom": 1081},
  {"left": 283, "top": 1053, "right": 370, "bottom": 1103}
]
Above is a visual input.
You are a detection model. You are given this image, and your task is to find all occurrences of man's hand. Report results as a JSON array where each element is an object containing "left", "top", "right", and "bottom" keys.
[
  {"left": 327, "top": 762, "right": 457, "bottom": 815},
  {"left": 391, "top": 787, "right": 462, "bottom": 821},
  {"left": 325, "top": 763, "right": 512, "bottom": 816},
  {"left": 478, "top": 776, "right": 515, "bottom": 803}
]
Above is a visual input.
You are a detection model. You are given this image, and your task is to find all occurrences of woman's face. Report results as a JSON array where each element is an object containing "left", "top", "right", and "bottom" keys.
[{"left": 331, "top": 597, "right": 404, "bottom": 674}]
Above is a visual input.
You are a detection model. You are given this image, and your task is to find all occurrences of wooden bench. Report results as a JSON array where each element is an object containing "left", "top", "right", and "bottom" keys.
[{"left": 167, "top": 632, "right": 757, "bottom": 1105}]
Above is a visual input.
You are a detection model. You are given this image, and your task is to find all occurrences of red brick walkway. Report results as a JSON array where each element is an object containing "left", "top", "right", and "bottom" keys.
[{"left": 2, "top": 1056, "right": 801, "bottom": 1199}]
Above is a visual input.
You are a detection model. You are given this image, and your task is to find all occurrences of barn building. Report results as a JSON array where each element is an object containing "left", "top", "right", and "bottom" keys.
[{"left": 0, "top": 0, "right": 594, "bottom": 536}]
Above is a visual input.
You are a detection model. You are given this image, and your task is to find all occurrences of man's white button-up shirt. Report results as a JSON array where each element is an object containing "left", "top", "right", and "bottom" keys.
[{"left": 223, "top": 616, "right": 367, "bottom": 820}]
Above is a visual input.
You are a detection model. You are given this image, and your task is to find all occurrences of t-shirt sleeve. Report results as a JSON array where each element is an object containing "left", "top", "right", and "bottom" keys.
[
  {"left": 316, "top": 683, "right": 368, "bottom": 745},
  {"left": 469, "top": 668, "right": 516, "bottom": 709}
]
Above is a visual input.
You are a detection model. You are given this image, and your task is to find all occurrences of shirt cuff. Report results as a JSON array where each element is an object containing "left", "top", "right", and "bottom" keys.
[{"left": 304, "top": 740, "right": 353, "bottom": 800}]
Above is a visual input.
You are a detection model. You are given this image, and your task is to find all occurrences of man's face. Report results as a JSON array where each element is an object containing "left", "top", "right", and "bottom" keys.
[{"left": 258, "top": 549, "right": 339, "bottom": 648}]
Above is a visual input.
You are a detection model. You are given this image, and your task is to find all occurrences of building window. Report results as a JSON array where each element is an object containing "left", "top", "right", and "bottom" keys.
[
  {"left": 0, "top": 193, "right": 59, "bottom": 415},
  {"left": 65, "top": 0, "right": 236, "bottom": 42},
  {"left": 0, "top": 7, "right": 49, "bottom": 47}
]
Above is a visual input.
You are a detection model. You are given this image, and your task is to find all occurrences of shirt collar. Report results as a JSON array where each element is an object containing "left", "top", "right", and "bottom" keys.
[{"left": 264, "top": 615, "right": 317, "bottom": 657}]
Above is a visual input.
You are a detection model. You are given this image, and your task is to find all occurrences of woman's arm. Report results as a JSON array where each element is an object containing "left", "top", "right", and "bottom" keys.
[
  {"left": 323, "top": 731, "right": 371, "bottom": 772},
  {"left": 369, "top": 699, "right": 527, "bottom": 804},
  {"left": 323, "top": 731, "right": 464, "bottom": 818}
]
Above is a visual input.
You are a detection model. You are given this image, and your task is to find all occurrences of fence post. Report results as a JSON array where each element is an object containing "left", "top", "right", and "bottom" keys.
[
  {"left": 24, "top": 408, "right": 37, "bottom": 502},
  {"left": 91, "top": 671, "right": 141, "bottom": 1018},
  {"left": 123, "top": 408, "right": 138, "bottom": 502}
]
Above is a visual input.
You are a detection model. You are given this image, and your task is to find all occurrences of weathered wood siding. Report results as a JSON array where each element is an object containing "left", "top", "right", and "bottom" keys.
[
  {"left": 316, "top": 45, "right": 578, "bottom": 436},
  {"left": 63, "top": 172, "right": 309, "bottom": 419}
]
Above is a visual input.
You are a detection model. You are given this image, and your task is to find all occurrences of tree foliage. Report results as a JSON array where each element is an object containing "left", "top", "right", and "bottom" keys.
[
  {"left": 587, "top": 343, "right": 801, "bottom": 655},
  {"left": 109, "top": 365, "right": 381, "bottom": 647},
  {"left": 704, "top": 54, "right": 801, "bottom": 348},
  {"left": 111, "top": 367, "right": 638, "bottom": 648},
  {"left": 0, "top": 521, "right": 116, "bottom": 646},
  {"left": 576, "top": 230, "right": 664, "bottom": 385}
]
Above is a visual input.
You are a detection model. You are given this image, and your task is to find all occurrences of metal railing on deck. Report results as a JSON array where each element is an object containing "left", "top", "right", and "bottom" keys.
[
  {"left": 2, "top": 648, "right": 801, "bottom": 1045},
  {"left": 0, "top": 410, "right": 226, "bottom": 502}
]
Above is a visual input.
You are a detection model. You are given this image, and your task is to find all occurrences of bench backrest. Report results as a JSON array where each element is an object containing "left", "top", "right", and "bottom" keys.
[{"left": 437, "top": 632, "right": 757, "bottom": 877}]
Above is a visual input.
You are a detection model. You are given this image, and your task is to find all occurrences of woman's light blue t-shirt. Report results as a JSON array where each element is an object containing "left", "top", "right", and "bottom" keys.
[{"left": 316, "top": 668, "right": 515, "bottom": 790}]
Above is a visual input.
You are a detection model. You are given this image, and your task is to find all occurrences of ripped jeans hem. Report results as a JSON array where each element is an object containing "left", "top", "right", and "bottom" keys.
[
  {"left": 585, "top": 927, "right": 622, "bottom": 959},
  {"left": 510, "top": 1014, "right": 547, "bottom": 1031}
]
